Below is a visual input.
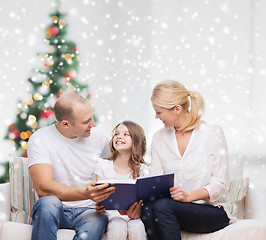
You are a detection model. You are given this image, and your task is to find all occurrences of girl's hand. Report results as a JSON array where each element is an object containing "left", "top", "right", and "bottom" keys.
[
  {"left": 170, "top": 185, "right": 190, "bottom": 202},
  {"left": 118, "top": 200, "right": 142, "bottom": 219},
  {"left": 95, "top": 203, "right": 106, "bottom": 215}
]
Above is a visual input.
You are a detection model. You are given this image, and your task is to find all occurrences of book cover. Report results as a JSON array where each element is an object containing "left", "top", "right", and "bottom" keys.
[
  {"left": 136, "top": 173, "right": 174, "bottom": 204},
  {"left": 97, "top": 173, "right": 174, "bottom": 210}
]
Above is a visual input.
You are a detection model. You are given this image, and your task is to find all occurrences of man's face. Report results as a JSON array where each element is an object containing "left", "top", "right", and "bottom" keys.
[{"left": 68, "top": 102, "right": 96, "bottom": 138}]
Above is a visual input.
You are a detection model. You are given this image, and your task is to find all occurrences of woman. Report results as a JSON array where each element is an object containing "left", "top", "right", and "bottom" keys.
[{"left": 141, "top": 80, "right": 231, "bottom": 240}]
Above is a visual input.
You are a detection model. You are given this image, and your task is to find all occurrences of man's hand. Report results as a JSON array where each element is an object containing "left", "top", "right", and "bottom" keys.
[
  {"left": 95, "top": 203, "right": 106, "bottom": 215},
  {"left": 85, "top": 182, "right": 115, "bottom": 202},
  {"left": 118, "top": 200, "right": 142, "bottom": 219}
]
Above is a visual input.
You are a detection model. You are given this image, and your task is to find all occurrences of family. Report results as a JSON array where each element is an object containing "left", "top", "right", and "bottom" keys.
[{"left": 27, "top": 80, "right": 231, "bottom": 240}]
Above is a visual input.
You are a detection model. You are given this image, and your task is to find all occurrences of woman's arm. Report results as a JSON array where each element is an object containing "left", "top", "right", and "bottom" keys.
[
  {"left": 204, "top": 126, "right": 229, "bottom": 202},
  {"left": 170, "top": 186, "right": 209, "bottom": 202}
]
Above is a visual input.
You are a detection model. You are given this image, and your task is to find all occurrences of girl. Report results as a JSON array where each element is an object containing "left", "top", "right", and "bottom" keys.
[
  {"left": 141, "top": 80, "right": 231, "bottom": 240},
  {"left": 95, "top": 120, "right": 149, "bottom": 240}
]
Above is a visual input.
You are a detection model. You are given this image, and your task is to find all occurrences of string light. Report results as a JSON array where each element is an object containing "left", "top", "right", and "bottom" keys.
[
  {"left": 64, "top": 53, "right": 72, "bottom": 61},
  {"left": 52, "top": 16, "right": 58, "bottom": 23},
  {"left": 21, "top": 141, "right": 28, "bottom": 150},
  {"left": 34, "top": 92, "right": 43, "bottom": 101},
  {"left": 68, "top": 86, "right": 75, "bottom": 92},
  {"left": 31, "top": 122, "right": 38, "bottom": 129},
  {"left": 42, "top": 81, "right": 50, "bottom": 88},
  {"left": 20, "top": 132, "right": 28, "bottom": 140},
  {"left": 28, "top": 115, "right": 36, "bottom": 124},
  {"left": 58, "top": 19, "right": 66, "bottom": 28},
  {"left": 22, "top": 94, "right": 33, "bottom": 106},
  {"left": 26, "top": 131, "right": 32, "bottom": 138},
  {"left": 48, "top": 46, "right": 55, "bottom": 53}
]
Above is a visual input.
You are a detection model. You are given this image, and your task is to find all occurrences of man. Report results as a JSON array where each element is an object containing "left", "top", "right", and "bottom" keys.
[{"left": 27, "top": 92, "right": 115, "bottom": 240}]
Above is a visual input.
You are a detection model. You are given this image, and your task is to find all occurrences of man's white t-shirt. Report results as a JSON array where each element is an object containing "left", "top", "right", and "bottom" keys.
[{"left": 27, "top": 124, "right": 110, "bottom": 208}]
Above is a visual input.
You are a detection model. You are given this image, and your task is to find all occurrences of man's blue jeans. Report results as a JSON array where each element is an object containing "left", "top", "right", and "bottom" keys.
[
  {"left": 31, "top": 196, "right": 108, "bottom": 240},
  {"left": 141, "top": 198, "right": 230, "bottom": 240}
]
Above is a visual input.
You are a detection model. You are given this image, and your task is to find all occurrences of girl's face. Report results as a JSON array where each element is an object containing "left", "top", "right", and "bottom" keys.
[
  {"left": 113, "top": 124, "right": 133, "bottom": 152},
  {"left": 153, "top": 104, "right": 178, "bottom": 128}
]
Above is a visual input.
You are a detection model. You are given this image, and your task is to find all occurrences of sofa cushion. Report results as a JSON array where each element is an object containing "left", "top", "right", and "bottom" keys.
[
  {"left": 1, "top": 220, "right": 265, "bottom": 240},
  {"left": 0, "top": 221, "right": 75, "bottom": 240},
  {"left": 180, "top": 219, "right": 266, "bottom": 240},
  {"left": 0, "top": 183, "right": 10, "bottom": 223},
  {"left": 9, "top": 155, "right": 36, "bottom": 224},
  {"left": 228, "top": 178, "right": 249, "bottom": 218},
  {"left": 229, "top": 178, "right": 249, "bottom": 203}
]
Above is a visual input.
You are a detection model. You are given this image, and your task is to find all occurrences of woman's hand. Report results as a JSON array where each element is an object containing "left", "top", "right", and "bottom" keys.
[
  {"left": 118, "top": 200, "right": 143, "bottom": 219},
  {"left": 170, "top": 185, "right": 190, "bottom": 202},
  {"left": 95, "top": 203, "right": 106, "bottom": 215}
]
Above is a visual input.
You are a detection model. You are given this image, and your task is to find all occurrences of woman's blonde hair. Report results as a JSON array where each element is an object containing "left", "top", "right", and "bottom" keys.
[
  {"left": 109, "top": 121, "right": 147, "bottom": 179},
  {"left": 151, "top": 80, "right": 205, "bottom": 131}
]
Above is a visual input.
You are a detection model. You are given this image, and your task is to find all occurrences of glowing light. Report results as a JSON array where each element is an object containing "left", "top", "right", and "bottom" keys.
[
  {"left": 62, "top": 78, "right": 69, "bottom": 84},
  {"left": 31, "top": 122, "right": 38, "bottom": 129},
  {"left": 45, "top": 58, "right": 54, "bottom": 66},
  {"left": 48, "top": 46, "right": 55, "bottom": 53},
  {"left": 33, "top": 92, "right": 43, "bottom": 101},
  {"left": 21, "top": 141, "right": 28, "bottom": 150},
  {"left": 42, "top": 81, "right": 50, "bottom": 88},
  {"left": 26, "top": 131, "right": 32, "bottom": 138},
  {"left": 58, "top": 19, "right": 66, "bottom": 27},
  {"left": 68, "top": 86, "right": 75, "bottom": 92},
  {"left": 52, "top": 16, "right": 58, "bottom": 23},
  {"left": 46, "top": 27, "right": 52, "bottom": 39},
  {"left": 39, "top": 54, "right": 46, "bottom": 59},
  {"left": 28, "top": 115, "right": 36, "bottom": 124},
  {"left": 22, "top": 94, "right": 33, "bottom": 106},
  {"left": 20, "top": 132, "right": 28, "bottom": 140},
  {"left": 64, "top": 53, "right": 72, "bottom": 61}
]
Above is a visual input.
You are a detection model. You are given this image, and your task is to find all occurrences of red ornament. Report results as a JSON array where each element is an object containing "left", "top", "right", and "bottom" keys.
[
  {"left": 40, "top": 109, "right": 54, "bottom": 119},
  {"left": 57, "top": 92, "right": 63, "bottom": 99},
  {"left": 73, "top": 46, "right": 79, "bottom": 54},
  {"left": 50, "top": 26, "right": 59, "bottom": 36},
  {"left": 22, "top": 153, "right": 28, "bottom": 158},
  {"left": 64, "top": 70, "right": 76, "bottom": 80},
  {"left": 8, "top": 124, "right": 16, "bottom": 131},
  {"left": 9, "top": 129, "right": 20, "bottom": 139}
]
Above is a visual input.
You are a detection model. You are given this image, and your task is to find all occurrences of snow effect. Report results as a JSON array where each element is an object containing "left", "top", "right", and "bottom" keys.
[{"left": 0, "top": 0, "right": 265, "bottom": 181}]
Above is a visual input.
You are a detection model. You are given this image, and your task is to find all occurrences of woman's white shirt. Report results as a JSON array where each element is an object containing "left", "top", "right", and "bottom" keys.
[{"left": 150, "top": 121, "right": 229, "bottom": 206}]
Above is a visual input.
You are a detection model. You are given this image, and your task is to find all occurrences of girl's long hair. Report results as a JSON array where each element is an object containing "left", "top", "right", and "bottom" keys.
[{"left": 109, "top": 120, "right": 147, "bottom": 179}]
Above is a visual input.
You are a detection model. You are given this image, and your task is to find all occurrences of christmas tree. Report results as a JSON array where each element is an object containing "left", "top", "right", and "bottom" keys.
[{"left": 4, "top": 2, "right": 92, "bottom": 158}]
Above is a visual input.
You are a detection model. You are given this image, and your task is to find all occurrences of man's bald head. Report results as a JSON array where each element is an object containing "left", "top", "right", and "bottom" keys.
[{"left": 54, "top": 92, "right": 89, "bottom": 124}]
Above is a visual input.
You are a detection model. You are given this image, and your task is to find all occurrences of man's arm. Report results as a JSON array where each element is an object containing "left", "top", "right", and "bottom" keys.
[{"left": 29, "top": 163, "right": 115, "bottom": 202}]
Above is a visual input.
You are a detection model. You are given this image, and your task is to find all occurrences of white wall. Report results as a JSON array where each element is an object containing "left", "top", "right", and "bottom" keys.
[{"left": 0, "top": 1, "right": 266, "bottom": 172}]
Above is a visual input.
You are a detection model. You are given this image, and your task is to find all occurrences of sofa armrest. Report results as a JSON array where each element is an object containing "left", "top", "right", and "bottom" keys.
[
  {"left": 0, "top": 183, "right": 10, "bottom": 223},
  {"left": 245, "top": 180, "right": 266, "bottom": 224}
]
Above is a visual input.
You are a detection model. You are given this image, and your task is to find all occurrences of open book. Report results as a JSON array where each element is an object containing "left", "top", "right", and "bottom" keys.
[{"left": 96, "top": 173, "right": 174, "bottom": 210}]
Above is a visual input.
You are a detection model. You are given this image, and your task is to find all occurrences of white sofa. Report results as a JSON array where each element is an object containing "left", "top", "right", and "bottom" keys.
[{"left": 0, "top": 155, "right": 266, "bottom": 240}]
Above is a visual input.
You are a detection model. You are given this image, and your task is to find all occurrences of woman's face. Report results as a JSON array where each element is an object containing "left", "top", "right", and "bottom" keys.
[
  {"left": 112, "top": 124, "right": 133, "bottom": 153},
  {"left": 153, "top": 104, "right": 178, "bottom": 128}
]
